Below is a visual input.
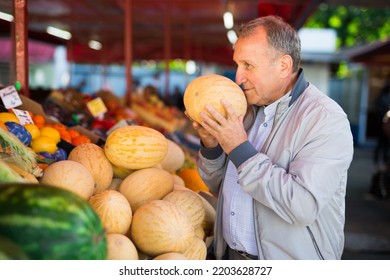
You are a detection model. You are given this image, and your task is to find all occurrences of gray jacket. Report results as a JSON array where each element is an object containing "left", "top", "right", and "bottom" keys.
[{"left": 197, "top": 69, "right": 354, "bottom": 260}]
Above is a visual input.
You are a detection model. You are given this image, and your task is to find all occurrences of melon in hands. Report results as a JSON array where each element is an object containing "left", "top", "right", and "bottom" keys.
[{"left": 183, "top": 74, "right": 247, "bottom": 123}]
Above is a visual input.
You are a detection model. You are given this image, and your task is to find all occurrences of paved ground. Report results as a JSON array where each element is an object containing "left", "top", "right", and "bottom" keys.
[{"left": 342, "top": 146, "right": 390, "bottom": 260}]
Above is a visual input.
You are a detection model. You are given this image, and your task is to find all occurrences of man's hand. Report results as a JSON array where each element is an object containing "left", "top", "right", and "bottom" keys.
[
  {"left": 184, "top": 111, "right": 219, "bottom": 148},
  {"left": 199, "top": 99, "right": 247, "bottom": 154}
]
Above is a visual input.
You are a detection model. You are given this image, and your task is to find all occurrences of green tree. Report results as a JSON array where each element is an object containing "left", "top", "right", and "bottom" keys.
[{"left": 305, "top": 4, "right": 390, "bottom": 48}]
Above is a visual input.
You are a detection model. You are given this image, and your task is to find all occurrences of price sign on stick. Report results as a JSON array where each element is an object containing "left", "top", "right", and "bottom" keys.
[
  {"left": 86, "top": 97, "right": 107, "bottom": 118},
  {"left": 0, "top": 86, "right": 23, "bottom": 109},
  {"left": 12, "top": 108, "right": 34, "bottom": 125}
]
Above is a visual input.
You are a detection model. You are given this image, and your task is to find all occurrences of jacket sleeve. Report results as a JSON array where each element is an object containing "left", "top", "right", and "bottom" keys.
[
  {"left": 230, "top": 103, "right": 354, "bottom": 226},
  {"left": 196, "top": 143, "right": 228, "bottom": 194}
]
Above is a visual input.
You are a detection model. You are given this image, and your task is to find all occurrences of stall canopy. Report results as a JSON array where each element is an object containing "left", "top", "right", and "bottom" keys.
[
  {"left": 0, "top": 0, "right": 388, "bottom": 66},
  {"left": 344, "top": 37, "right": 390, "bottom": 66}
]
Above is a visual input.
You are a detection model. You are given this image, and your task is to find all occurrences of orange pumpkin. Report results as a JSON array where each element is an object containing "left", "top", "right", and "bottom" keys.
[
  {"left": 177, "top": 168, "right": 210, "bottom": 193},
  {"left": 183, "top": 74, "right": 247, "bottom": 123}
]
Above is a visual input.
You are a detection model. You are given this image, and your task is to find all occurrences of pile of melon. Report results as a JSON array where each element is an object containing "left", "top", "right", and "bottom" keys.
[{"left": 36, "top": 124, "right": 216, "bottom": 260}]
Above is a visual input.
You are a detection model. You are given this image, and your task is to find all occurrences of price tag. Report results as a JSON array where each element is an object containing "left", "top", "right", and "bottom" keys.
[
  {"left": 86, "top": 97, "right": 107, "bottom": 117},
  {"left": 12, "top": 108, "right": 34, "bottom": 125},
  {"left": 0, "top": 85, "right": 23, "bottom": 109}
]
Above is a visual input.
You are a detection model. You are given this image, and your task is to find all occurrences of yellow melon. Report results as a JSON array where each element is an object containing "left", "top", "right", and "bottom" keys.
[
  {"left": 163, "top": 190, "right": 205, "bottom": 229},
  {"left": 183, "top": 236, "right": 207, "bottom": 260},
  {"left": 40, "top": 160, "right": 94, "bottom": 200},
  {"left": 119, "top": 167, "right": 173, "bottom": 212},
  {"left": 104, "top": 125, "right": 168, "bottom": 170},
  {"left": 130, "top": 200, "right": 195, "bottom": 257},
  {"left": 172, "top": 183, "right": 188, "bottom": 191},
  {"left": 183, "top": 74, "right": 247, "bottom": 123},
  {"left": 153, "top": 252, "right": 187, "bottom": 260},
  {"left": 172, "top": 173, "right": 185, "bottom": 186},
  {"left": 195, "top": 226, "right": 206, "bottom": 240},
  {"left": 68, "top": 143, "right": 113, "bottom": 194},
  {"left": 106, "top": 233, "right": 139, "bottom": 260},
  {"left": 159, "top": 139, "right": 185, "bottom": 173},
  {"left": 112, "top": 164, "right": 133, "bottom": 179},
  {"left": 89, "top": 190, "right": 132, "bottom": 234}
]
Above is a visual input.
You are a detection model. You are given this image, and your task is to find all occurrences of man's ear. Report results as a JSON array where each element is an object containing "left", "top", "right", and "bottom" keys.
[{"left": 280, "top": 54, "right": 293, "bottom": 78}]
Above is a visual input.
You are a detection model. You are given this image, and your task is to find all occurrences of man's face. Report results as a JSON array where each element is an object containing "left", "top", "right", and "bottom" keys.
[{"left": 233, "top": 27, "right": 285, "bottom": 107}]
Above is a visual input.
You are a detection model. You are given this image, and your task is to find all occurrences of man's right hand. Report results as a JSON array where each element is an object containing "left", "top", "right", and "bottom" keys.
[
  {"left": 185, "top": 111, "right": 218, "bottom": 148},
  {"left": 192, "top": 121, "right": 219, "bottom": 148}
]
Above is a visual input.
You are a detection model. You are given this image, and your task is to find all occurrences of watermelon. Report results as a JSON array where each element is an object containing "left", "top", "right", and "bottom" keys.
[
  {"left": 0, "top": 183, "right": 107, "bottom": 260},
  {"left": 0, "top": 235, "right": 29, "bottom": 260}
]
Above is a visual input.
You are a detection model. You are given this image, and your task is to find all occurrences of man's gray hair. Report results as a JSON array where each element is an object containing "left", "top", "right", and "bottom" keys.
[{"left": 236, "top": 15, "right": 301, "bottom": 72}]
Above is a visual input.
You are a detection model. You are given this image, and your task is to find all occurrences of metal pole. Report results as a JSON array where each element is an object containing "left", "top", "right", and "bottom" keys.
[
  {"left": 124, "top": 0, "right": 133, "bottom": 107},
  {"left": 14, "top": 0, "right": 29, "bottom": 96},
  {"left": 164, "top": 1, "right": 171, "bottom": 101}
]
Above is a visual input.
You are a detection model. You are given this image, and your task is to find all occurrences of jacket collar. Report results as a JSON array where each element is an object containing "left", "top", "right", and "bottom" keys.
[
  {"left": 289, "top": 68, "right": 308, "bottom": 107},
  {"left": 244, "top": 68, "right": 307, "bottom": 129}
]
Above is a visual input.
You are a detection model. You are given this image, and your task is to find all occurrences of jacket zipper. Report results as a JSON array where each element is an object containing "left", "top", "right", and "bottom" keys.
[{"left": 306, "top": 226, "right": 325, "bottom": 259}]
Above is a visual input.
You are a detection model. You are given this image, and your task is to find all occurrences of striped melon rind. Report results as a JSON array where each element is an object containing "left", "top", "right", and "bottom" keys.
[{"left": 0, "top": 183, "right": 107, "bottom": 260}]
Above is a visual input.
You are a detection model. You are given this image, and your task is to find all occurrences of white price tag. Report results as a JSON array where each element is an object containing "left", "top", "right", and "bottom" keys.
[
  {"left": 0, "top": 85, "right": 23, "bottom": 109},
  {"left": 12, "top": 108, "right": 34, "bottom": 125}
]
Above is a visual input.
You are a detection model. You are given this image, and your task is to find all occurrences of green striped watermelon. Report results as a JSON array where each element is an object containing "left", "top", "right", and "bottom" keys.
[
  {"left": 0, "top": 235, "right": 29, "bottom": 260},
  {"left": 0, "top": 183, "right": 107, "bottom": 260}
]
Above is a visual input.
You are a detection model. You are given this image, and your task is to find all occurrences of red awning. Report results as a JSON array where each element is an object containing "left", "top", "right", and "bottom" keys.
[{"left": 0, "top": 38, "right": 56, "bottom": 63}]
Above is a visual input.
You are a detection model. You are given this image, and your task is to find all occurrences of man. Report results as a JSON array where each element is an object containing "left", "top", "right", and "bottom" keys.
[{"left": 190, "top": 15, "right": 354, "bottom": 259}]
